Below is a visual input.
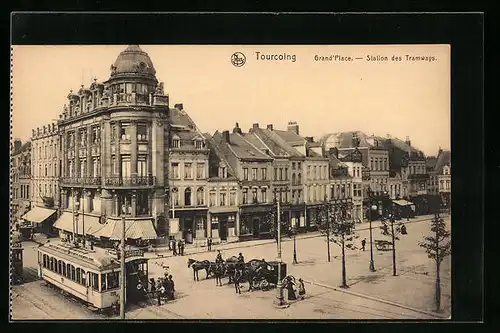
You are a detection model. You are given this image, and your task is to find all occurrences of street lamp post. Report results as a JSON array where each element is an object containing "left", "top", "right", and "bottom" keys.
[
  {"left": 389, "top": 209, "right": 397, "bottom": 276},
  {"left": 369, "top": 204, "right": 377, "bottom": 272},
  {"left": 292, "top": 227, "right": 298, "bottom": 264},
  {"left": 273, "top": 198, "right": 286, "bottom": 307}
]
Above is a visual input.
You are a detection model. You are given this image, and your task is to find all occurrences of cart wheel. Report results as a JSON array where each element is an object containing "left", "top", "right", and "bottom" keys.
[{"left": 260, "top": 280, "right": 269, "bottom": 290}]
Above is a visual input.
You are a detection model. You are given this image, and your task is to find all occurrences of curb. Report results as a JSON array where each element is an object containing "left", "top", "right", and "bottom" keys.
[
  {"left": 305, "top": 279, "right": 449, "bottom": 319},
  {"left": 146, "top": 215, "right": 441, "bottom": 260}
]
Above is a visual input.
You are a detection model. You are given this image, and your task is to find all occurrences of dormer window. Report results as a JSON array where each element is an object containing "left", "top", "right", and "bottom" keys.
[
  {"left": 172, "top": 136, "right": 180, "bottom": 148},
  {"left": 219, "top": 166, "right": 227, "bottom": 178},
  {"left": 195, "top": 139, "right": 204, "bottom": 149}
]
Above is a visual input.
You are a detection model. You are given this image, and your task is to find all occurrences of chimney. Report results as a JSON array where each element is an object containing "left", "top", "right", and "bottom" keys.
[
  {"left": 222, "top": 130, "right": 230, "bottom": 144},
  {"left": 267, "top": 124, "right": 273, "bottom": 131},
  {"left": 13, "top": 139, "right": 22, "bottom": 153},
  {"left": 252, "top": 123, "right": 259, "bottom": 131},
  {"left": 405, "top": 136, "right": 411, "bottom": 147},
  {"left": 174, "top": 103, "right": 183, "bottom": 110},
  {"left": 438, "top": 147, "right": 443, "bottom": 155},
  {"left": 305, "top": 136, "right": 314, "bottom": 143},
  {"left": 287, "top": 121, "right": 299, "bottom": 135},
  {"left": 328, "top": 147, "right": 339, "bottom": 159},
  {"left": 232, "top": 122, "right": 242, "bottom": 134}
]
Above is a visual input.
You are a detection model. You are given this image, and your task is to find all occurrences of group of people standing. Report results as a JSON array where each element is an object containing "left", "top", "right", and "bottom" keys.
[
  {"left": 169, "top": 238, "right": 185, "bottom": 256},
  {"left": 150, "top": 274, "right": 175, "bottom": 306}
]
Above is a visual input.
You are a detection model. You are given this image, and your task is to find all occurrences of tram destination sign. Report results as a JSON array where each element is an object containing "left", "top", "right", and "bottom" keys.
[{"left": 124, "top": 249, "right": 144, "bottom": 259}]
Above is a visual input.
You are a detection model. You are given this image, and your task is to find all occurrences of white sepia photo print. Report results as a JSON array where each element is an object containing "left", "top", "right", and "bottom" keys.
[{"left": 10, "top": 44, "right": 451, "bottom": 320}]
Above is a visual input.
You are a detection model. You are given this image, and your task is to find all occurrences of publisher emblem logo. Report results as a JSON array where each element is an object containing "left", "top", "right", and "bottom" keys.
[{"left": 231, "top": 52, "right": 246, "bottom": 67}]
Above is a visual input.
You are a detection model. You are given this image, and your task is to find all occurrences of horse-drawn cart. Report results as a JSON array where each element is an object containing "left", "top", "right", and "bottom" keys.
[
  {"left": 251, "top": 261, "right": 287, "bottom": 290},
  {"left": 374, "top": 239, "right": 394, "bottom": 251}
]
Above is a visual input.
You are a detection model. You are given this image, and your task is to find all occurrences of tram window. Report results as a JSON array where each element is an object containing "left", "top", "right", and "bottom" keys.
[
  {"left": 81, "top": 270, "right": 86, "bottom": 286},
  {"left": 92, "top": 273, "right": 99, "bottom": 291},
  {"left": 62, "top": 262, "right": 67, "bottom": 277},
  {"left": 101, "top": 274, "right": 107, "bottom": 291},
  {"left": 107, "top": 272, "right": 119, "bottom": 290},
  {"left": 71, "top": 266, "right": 76, "bottom": 281},
  {"left": 51, "top": 257, "right": 56, "bottom": 271},
  {"left": 76, "top": 268, "right": 81, "bottom": 284},
  {"left": 43, "top": 254, "right": 47, "bottom": 268},
  {"left": 66, "top": 264, "right": 71, "bottom": 278},
  {"left": 58, "top": 260, "right": 62, "bottom": 274}
]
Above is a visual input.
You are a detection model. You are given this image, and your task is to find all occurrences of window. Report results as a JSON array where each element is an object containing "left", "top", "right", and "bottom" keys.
[
  {"left": 91, "top": 126, "right": 100, "bottom": 144},
  {"left": 347, "top": 184, "right": 351, "bottom": 198},
  {"left": 171, "top": 163, "right": 179, "bottom": 179},
  {"left": 220, "top": 191, "right": 227, "bottom": 206},
  {"left": 92, "top": 273, "right": 99, "bottom": 291},
  {"left": 197, "top": 163, "right": 205, "bottom": 179},
  {"left": 121, "top": 156, "right": 131, "bottom": 177},
  {"left": 249, "top": 168, "right": 256, "bottom": 180},
  {"left": 292, "top": 174, "right": 296, "bottom": 185},
  {"left": 243, "top": 168, "right": 248, "bottom": 180},
  {"left": 370, "top": 158, "right": 374, "bottom": 170},
  {"left": 171, "top": 188, "right": 179, "bottom": 206},
  {"left": 242, "top": 189, "right": 248, "bottom": 204},
  {"left": 196, "top": 188, "right": 204, "bottom": 205},
  {"left": 107, "top": 272, "right": 119, "bottom": 290},
  {"left": 137, "top": 123, "right": 148, "bottom": 141},
  {"left": 195, "top": 140, "right": 203, "bottom": 149},
  {"left": 172, "top": 137, "right": 180, "bottom": 148},
  {"left": 274, "top": 168, "right": 278, "bottom": 181},
  {"left": 261, "top": 188, "right": 267, "bottom": 203},
  {"left": 184, "top": 163, "right": 193, "bottom": 179},
  {"left": 111, "top": 156, "right": 117, "bottom": 175},
  {"left": 280, "top": 168, "right": 284, "bottom": 181},
  {"left": 307, "top": 166, "right": 311, "bottom": 180},
  {"left": 209, "top": 191, "right": 216, "bottom": 206},
  {"left": 120, "top": 123, "right": 131, "bottom": 140},
  {"left": 229, "top": 190, "right": 236, "bottom": 205},
  {"left": 298, "top": 173, "right": 302, "bottom": 184},
  {"left": 292, "top": 162, "right": 296, "bottom": 170},
  {"left": 219, "top": 166, "right": 227, "bottom": 178},
  {"left": 252, "top": 189, "right": 258, "bottom": 203},
  {"left": 261, "top": 168, "right": 267, "bottom": 180},
  {"left": 297, "top": 162, "right": 301, "bottom": 170},
  {"left": 138, "top": 157, "right": 147, "bottom": 177},
  {"left": 76, "top": 268, "right": 81, "bottom": 284},
  {"left": 79, "top": 129, "right": 87, "bottom": 146},
  {"left": 184, "top": 188, "right": 192, "bottom": 206},
  {"left": 92, "top": 158, "right": 100, "bottom": 177}
]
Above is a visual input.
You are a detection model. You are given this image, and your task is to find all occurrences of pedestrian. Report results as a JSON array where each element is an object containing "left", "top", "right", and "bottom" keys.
[
  {"left": 172, "top": 240, "right": 177, "bottom": 256},
  {"left": 168, "top": 237, "right": 172, "bottom": 251},
  {"left": 166, "top": 275, "right": 175, "bottom": 300},
  {"left": 156, "top": 278, "right": 163, "bottom": 305},
  {"left": 149, "top": 277, "right": 156, "bottom": 293},
  {"left": 207, "top": 237, "right": 212, "bottom": 252},
  {"left": 177, "top": 240, "right": 182, "bottom": 256},
  {"left": 285, "top": 276, "right": 297, "bottom": 301},
  {"left": 215, "top": 249, "right": 223, "bottom": 264},
  {"left": 180, "top": 240, "right": 185, "bottom": 256},
  {"left": 361, "top": 238, "right": 366, "bottom": 251},
  {"left": 297, "top": 278, "right": 306, "bottom": 300}
]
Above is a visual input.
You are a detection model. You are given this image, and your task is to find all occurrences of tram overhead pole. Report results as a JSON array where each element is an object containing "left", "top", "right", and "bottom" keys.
[{"left": 120, "top": 197, "right": 127, "bottom": 320}]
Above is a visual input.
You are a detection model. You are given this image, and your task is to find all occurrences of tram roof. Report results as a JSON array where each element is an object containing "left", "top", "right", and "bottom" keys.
[{"left": 38, "top": 240, "right": 146, "bottom": 272}]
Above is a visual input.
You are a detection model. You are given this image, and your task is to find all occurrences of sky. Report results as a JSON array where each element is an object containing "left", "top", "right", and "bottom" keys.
[{"left": 11, "top": 44, "right": 450, "bottom": 156}]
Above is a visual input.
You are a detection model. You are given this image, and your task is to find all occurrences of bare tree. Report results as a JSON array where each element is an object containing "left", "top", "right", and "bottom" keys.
[
  {"left": 379, "top": 206, "right": 408, "bottom": 276},
  {"left": 418, "top": 213, "right": 451, "bottom": 312},
  {"left": 318, "top": 200, "right": 359, "bottom": 288}
]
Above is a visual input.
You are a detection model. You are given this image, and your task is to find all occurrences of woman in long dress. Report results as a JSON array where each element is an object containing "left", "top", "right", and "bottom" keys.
[{"left": 285, "top": 277, "right": 297, "bottom": 301}]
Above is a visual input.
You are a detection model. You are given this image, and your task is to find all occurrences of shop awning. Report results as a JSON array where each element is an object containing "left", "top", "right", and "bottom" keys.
[
  {"left": 209, "top": 206, "right": 239, "bottom": 214},
  {"left": 53, "top": 212, "right": 106, "bottom": 237},
  {"left": 21, "top": 207, "right": 56, "bottom": 224},
  {"left": 392, "top": 200, "right": 414, "bottom": 206},
  {"left": 105, "top": 219, "right": 158, "bottom": 240}
]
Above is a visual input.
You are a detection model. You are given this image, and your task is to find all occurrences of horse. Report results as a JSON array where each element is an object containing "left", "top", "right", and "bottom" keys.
[
  {"left": 224, "top": 256, "right": 239, "bottom": 284},
  {"left": 214, "top": 263, "right": 226, "bottom": 286},
  {"left": 187, "top": 258, "right": 212, "bottom": 281}
]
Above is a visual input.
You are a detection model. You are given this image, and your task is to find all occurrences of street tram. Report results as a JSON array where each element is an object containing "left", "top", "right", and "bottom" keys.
[
  {"left": 37, "top": 240, "right": 150, "bottom": 313},
  {"left": 11, "top": 231, "right": 23, "bottom": 284}
]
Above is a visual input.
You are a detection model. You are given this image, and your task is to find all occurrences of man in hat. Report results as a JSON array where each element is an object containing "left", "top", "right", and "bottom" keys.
[
  {"left": 156, "top": 278, "right": 163, "bottom": 305},
  {"left": 215, "top": 250, "right": 223, "bottom": 264},
  {"left": 361, "top": 238, "right": 366, "bottom": 251}
]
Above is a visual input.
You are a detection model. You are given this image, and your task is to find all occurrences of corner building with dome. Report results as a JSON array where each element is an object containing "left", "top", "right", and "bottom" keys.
[{"left": 54, "top": 45, "right": 170, "bottom": 246}]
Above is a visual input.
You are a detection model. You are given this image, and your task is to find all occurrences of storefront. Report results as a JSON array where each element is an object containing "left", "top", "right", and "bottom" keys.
[
  {"left": 20, "top": 206, "right": 58, "bottom": 237},
  {"left": 208, "top": 207, "right": 238, "bottom": 241},
  {"left": 239, "top": 204, "right": 273, "bottom": 241},
  {"left": 172, "top": 209, "right": 208, "bottom": 244}
]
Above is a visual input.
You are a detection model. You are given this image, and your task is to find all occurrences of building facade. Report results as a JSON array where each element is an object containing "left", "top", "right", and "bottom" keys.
[
  {"left": 53, "top": 45, "right": 169, "bottom": 245},
  {"left": 427, "top": 149, "right": 451, "bottom": 211},
  {"left": 11, "top": 140, "right": 31, "bottom": 226}
]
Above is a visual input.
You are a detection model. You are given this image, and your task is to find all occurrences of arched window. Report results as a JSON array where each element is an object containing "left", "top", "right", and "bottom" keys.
[
  {"left": 184, "top": 188, "right": 192, "bottom": 206},
  {"left": 196, "top": 188, "right": 204, "bottom": 205}
]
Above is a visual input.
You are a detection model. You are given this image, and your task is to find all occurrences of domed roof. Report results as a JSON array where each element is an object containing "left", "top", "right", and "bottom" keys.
[{"left": 109, "top": 45, "right": 157, "bottom": 80}]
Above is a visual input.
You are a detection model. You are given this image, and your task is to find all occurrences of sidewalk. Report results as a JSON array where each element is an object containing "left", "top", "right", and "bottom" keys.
[{"left": 144, "top": 214, "right": 442, "bottom": 260}]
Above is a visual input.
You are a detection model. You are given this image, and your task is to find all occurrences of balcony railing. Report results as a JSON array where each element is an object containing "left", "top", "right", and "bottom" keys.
[
  {"left": 61, "top": 177, "right": 101, "bottom": 186},
  {"left": 104, "top": 175, "right": 157, "bottom": 187}
]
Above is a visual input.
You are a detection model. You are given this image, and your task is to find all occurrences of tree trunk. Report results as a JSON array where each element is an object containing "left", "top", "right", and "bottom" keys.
[
  {"left": 327, "top": 226, "right": 331, "bottom": 262},
  {"left": 391, "top": 220, "right": 397, "bottom": 276},
  {"left": 341, "top": 235, "right": 347, "bottom": 288},
  {"left": 436, "top": 260, "right": 441, "bottom": 312}
]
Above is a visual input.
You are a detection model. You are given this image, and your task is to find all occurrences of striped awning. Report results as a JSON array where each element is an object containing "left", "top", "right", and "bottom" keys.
[
  {"left": 107, "top": 219, "right": 158, "bottom": 240},
  {"left": 53, "top": 212, "right": 107, "bottom": 236},
  {"left": 21, "top": 207, "right": 56, "bottom": 224}
]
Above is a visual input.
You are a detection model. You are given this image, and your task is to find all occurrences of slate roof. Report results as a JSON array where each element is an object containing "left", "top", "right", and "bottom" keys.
[
  {"left": 248, "top": 128, "right": 303, "bottom": 158},
  {"left": 170, "top": 108, "right": 197, "bottom": 129},
  {"left": 204, "top": 133, "right": 237, "bottom": 178},
  {"left": 273, "top": 129, "right": 306, "bottom": 145},
  {"left": 434, "top": 150, "right": 451, "bottom": 173},
  {"left": 426, "top": 157, "right": 438, "bottom": 169}
]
